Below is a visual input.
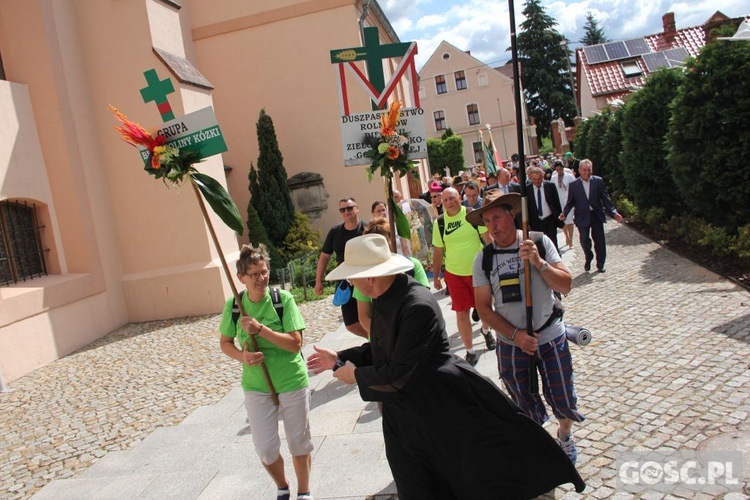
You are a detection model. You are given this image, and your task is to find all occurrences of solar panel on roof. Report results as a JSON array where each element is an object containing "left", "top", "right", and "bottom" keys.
[
  {"left": 664, "top": 47, "right": 689, "bottom": 67},
  {"left": 583, "top": 45, "right": 608, "bottom": 64},
  {"left": 642, "top": 52, "right": 669, "bottom": 72},
  {"left": 625, "top": 38, "right": 651, "bottom": 56},
  {"left": 604, "top": 41, "right": 629, "bottom": 61}
]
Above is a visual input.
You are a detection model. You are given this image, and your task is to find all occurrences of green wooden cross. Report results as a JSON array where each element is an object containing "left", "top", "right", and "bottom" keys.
[
  {"left": 330, "top": 27, "right": 412, "bottom": 110},
  {"left": 140, "top": 69, "right": 175, "bottom": 122}
]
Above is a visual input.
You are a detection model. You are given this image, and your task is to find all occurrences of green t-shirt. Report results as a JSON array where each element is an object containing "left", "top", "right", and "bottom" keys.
[
  {"left": 432, "top": 206, "right": 487, "bottom": 276},
  {"left": 353, "top": 257, "right": 429, "bottom": 303},
  {"left": 219, "top": 288, "right": 308, "bottom": 393}
]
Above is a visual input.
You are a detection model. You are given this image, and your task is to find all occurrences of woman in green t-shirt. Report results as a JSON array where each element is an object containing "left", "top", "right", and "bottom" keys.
[
  {"left": 355, "top": 217, "right": 429, "bottom": 334},
  {"left": 219, "top": 244, "right": 312, "bottom": 500}
]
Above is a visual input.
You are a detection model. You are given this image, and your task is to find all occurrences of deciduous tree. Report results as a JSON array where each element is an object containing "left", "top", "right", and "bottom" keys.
[{"left": 667, "top": 28, "right": 750, "bottom": 230}]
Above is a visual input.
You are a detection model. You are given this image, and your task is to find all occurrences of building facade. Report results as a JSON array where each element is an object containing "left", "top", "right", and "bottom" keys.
[
  {"left": 0, "top": 0, "right": 421, "bottom": 383},
  {"left": 575, "top": 11, "right": 744, "bottom": 118},
  {"left": 418, "top": 41, "right": 533, "bottom": 171}
]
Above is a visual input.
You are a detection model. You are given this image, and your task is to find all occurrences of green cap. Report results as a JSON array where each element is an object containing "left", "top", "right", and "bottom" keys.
[{"left": 564, "top": 152, "right": 572, "bottom": 159}]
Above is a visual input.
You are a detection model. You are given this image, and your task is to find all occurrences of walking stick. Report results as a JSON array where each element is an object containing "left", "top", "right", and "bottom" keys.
[
  {"left": 191, "top": 182, "right": 280, "bottom": 405},
  {"left": 507, "top": 0, "right": 539, "bottom": 393}
]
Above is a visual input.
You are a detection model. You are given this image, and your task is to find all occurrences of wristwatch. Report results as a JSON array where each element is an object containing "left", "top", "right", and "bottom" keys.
[{"left": 539, "top": 260, "right": 549, "bottom": 272}]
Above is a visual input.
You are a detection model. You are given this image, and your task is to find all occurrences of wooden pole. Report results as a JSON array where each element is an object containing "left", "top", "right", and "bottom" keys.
[
  {"left": 508, "top": 0, "right": 539, "bottom": 393},
  {"left": 190, "top": 181, "right": 279, "bottom": 405}
]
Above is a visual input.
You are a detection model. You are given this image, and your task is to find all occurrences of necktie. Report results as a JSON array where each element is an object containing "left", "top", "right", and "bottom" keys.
[{"left": 537, "top": 187, "right": 543, "bottom": 218}]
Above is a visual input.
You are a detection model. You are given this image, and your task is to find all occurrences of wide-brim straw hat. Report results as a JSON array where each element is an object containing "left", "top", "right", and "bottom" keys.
[
  {"left": 325, "top": 234, "right": 414, "bottom": 281},
  {"left": 465, "top": 189, "right": 521, "bottom": 227}
]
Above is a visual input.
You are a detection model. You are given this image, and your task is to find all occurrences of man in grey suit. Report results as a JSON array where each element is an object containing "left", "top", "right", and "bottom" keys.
[{"left": 560, "top": 159, "right": 623, "bottom": 272}]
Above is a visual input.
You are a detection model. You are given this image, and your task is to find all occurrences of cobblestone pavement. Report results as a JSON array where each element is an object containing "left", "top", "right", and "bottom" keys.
[
  {"left": 553, "top": 224, "right": 750, "bottom": 498},
  {"left": 0, "top": 298, "right": 342, "bottom": 500},
  {"left": 3, "top": 222, "right": 750, "bottom": 499}
]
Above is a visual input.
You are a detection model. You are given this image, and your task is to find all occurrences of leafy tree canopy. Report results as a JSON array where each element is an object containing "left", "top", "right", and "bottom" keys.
[
  {"left": 667, "top": 30, "right": 750, "bottom": 231},
  {"left": 621, "top": 69, "right": 684, "bottom": 215}
]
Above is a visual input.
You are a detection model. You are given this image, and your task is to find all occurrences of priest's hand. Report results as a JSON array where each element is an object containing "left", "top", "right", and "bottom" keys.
[
  {"left": 306, "top": 345, "right": 337, "bottom": 374},
  {"left": 333, "top": 361, "right": 357, "bottom": 384}
]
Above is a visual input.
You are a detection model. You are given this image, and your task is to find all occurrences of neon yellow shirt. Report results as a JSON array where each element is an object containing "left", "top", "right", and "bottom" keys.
[{"left": 432, "top": 206, "right": 487, "bottom": 276}]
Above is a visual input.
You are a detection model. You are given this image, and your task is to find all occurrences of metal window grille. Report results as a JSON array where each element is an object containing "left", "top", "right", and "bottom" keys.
[{"left": 0, "top": 201, "right": 48, "bottom": 286}]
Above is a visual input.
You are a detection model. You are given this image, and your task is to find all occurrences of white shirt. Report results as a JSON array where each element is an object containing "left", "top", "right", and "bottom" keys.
[{"left": 533, "top": 184, "right": 551, "bottom": 219}]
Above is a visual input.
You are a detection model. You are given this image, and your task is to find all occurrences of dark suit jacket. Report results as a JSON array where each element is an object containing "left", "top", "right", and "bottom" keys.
[
  {"left": 528, "top": 181, "right": 562, "bottom": 226},
  {"left": 563, "top": 176, "right": 617, "bottom": 228}
]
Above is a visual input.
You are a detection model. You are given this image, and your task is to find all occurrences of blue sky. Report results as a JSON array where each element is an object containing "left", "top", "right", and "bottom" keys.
[{"left": 378, "top": 0, "right": 748, "bottom": 69}]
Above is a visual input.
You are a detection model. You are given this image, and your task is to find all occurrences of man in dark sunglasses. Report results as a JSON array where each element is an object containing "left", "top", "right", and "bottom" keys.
[{"left": 314, "top": 197, "right": 368, "bottom": 338}]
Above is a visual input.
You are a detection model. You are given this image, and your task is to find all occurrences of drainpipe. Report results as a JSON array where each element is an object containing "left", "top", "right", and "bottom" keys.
[{"left": 359, "top": 0, "right": 371, "bottom": 42}]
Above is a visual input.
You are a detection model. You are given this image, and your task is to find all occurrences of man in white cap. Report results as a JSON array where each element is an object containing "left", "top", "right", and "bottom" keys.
[{"left": 306, "top": 234, "right": 584, "bottom": 498}]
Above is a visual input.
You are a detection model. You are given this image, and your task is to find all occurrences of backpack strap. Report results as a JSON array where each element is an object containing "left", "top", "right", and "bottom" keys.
[
  {"left": 231, "top": 290, "right": 246, "bottom": 329},
  {"left": 482, "top": 244, "right": 494, "bottom": 282},
  {"left": 231, "top": 288, "right": 284, "bottom": 331},
  {"left": 269, "top": 287, "right": 284, "bottom": 324}
]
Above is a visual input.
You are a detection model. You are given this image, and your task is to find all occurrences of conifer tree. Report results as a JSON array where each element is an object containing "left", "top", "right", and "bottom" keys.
[
  {"left": 247, "top": 164, "right": 285, "bottom": 268},
  {"left": 253, "top": 109, "right": 295, "bottom": 248},
  {"left": 581, "top": 12, "right": 609, "bottom": 46},
  {"left": 517, "top": 0, "right": 577, "bottom": 145}
]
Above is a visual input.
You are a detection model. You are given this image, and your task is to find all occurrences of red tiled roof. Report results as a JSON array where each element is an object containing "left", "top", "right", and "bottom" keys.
[{"left": 578, "top": 25, "right": 706, "bottom": 98}]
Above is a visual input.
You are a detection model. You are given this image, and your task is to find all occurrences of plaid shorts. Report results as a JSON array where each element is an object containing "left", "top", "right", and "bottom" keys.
[{"left": 497, "top": 331, "right": 585, "bottom": 426}]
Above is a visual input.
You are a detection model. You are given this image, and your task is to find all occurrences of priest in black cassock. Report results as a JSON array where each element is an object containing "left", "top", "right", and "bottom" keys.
[{"left": 306, "top": 234, "right": 585, "bottom": 499}]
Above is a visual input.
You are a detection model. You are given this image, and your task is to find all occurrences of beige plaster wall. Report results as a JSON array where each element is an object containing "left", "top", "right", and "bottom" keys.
[
  {"left": 189, "top": 0, "right": 424, "bottom": 238},
  {"left": 0, "top": 0, "right": 239, "bottom": 382}
]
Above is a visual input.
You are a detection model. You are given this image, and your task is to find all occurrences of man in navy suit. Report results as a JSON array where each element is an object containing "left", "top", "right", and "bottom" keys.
[
  {"left": 528, "top": 166, "right": 563, "bottom": 251},
  {"left": 560, "top": 160, "right": 623, "bottom": 272},
  {"left": 497, "top": 167, "right": 521, "bottom": 194}
]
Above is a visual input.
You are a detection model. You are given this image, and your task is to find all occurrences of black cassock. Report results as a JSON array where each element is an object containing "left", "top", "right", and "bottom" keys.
[{"left": 337, "top": 274, "right": 585, "bottom": 499}]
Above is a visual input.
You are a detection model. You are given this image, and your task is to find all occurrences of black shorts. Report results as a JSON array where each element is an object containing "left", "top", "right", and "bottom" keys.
[{"left": 341, "top": 294, "right": 359, "bottom": 326}]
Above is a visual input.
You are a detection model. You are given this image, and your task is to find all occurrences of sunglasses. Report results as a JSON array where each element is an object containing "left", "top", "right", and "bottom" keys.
[{"left": 339, "top": 206, "right": 356, "bottom": 213}]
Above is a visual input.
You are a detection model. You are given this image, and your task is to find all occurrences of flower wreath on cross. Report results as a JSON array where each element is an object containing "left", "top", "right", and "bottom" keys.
[
  {"left": 363, "top": 100, "right": 417, "bottom": 182},
  {"left": 362, "top": 100, "right": 416, "bottom": 240}
]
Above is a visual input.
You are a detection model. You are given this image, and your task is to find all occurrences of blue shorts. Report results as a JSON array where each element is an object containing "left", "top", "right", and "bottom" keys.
[{"left": 497, "top": 331, "right": 585, "bottom": 426}]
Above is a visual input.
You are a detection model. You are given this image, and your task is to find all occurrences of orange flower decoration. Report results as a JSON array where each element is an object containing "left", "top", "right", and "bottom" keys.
[
  {"left": 386, "top": 146, "right": 400, "bottom": 160},
  {"left": 380, "top": 100, "right": 402, "bottom": 137},
  {"left": 109, "top": 105, "right": 165, "bottom": 158}
]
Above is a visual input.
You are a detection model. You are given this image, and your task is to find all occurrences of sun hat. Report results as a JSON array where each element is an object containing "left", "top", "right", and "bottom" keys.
[
  {"left": 465, "top": 189, "right": 522, "bottom": 227},
  {"left": 325, "top": 234, "right": 414, "bottom": 281},
  {"left": 428, "top": 180, "right": 443, "bottom": 193}
]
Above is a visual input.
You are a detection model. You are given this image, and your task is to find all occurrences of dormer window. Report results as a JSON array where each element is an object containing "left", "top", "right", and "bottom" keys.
[{"left": 621, "top": 61, "right": 643, "bottom": 78}]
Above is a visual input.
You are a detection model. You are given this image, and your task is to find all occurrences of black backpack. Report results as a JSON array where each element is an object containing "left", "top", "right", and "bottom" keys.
[{"left": 231, "top": 287, "right": 284, "bottom": 330}]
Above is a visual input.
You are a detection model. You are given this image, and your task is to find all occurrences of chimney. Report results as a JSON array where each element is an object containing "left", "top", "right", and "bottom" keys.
[{"left": 662, "top": 12, "right": 676, "bottom": 34}]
